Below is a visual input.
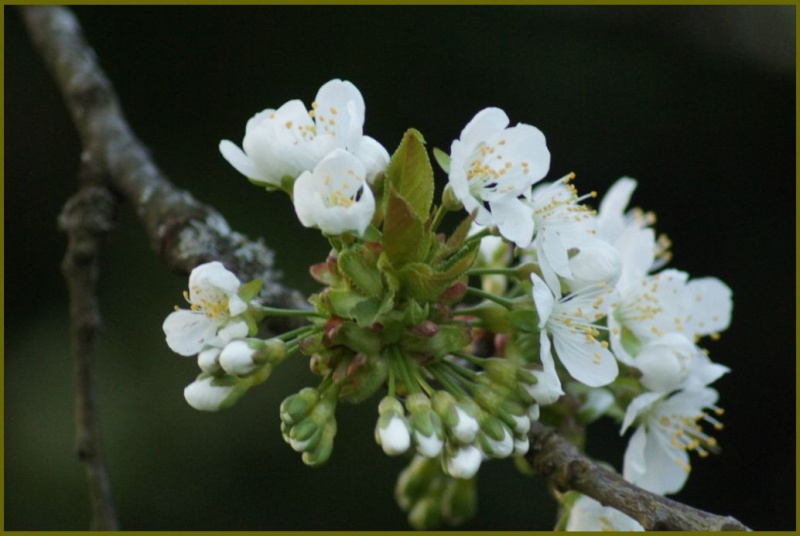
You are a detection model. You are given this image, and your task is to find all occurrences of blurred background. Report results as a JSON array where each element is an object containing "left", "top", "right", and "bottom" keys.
[{"left": 5, "top": 5, "right": 795, "bottom": 530}]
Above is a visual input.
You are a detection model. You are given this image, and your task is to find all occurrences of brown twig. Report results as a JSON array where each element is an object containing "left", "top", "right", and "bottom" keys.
[
  {"left": 525, "top": 420, "right": 750, "bottom": 531},
  {"left": 58, "top": 135, "right": 121, "bottom": 528}
]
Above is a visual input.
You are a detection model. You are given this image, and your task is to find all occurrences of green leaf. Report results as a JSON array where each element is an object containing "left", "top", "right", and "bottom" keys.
[
  {"left": 432, "top": 147, "right": 451, "bottom": 174},
  {"left": 326, "top": 288, "right": 369, "bottom": 318},
  {"left": 338, "top": 245, "right": 384, "bottom": 298},
  {"left": 384, "top": 129, "right": 434, "bottom": 221},
  {"left": 438, "top": 211, "right": 477, "bottom": 261},
  {"left": 350, "top": 290, "right": 396, "bottom": 328},
  {"left": 383, "top": 186, "right": 429, "bottom": 268}
]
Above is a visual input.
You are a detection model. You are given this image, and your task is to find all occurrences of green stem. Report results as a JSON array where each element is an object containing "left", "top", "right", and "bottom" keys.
[
  {"left": 453, "top": 351, "right": 485, "bottom": 367},
  {"left": 467, "top": 267, "right": 518, "bottom": 277},
  {"left": 391, "top": 346, "right": 419, "bottom": 394},
  {"left": 464, "top": 227, "right": 491, "bottom": 244},
  {"left": 466, "top": 286, "right": 514, "bottom": 309},
  {"left": 277, "top": 324, "right": 321, "bottom": 342},
  {"left": 411, "top": 364, "right": 435, "bottom": 396},
  {"left": 388, "top": 361, "right": 396, "bottom": 399},
  {"left": 429, "top": 204, "right": 447, "bottom": 234},
  {"left": 441, "top": 358, "right": 479, "bottom": 383},
  {"left": 253, "top": 305, "right": 324, "bottom": 318},
  {"left": 429, "top": 364, "right": 468, "bottom": 398},
  {"left": 452, "top": 306, "right": 485, "bottom": 317}
]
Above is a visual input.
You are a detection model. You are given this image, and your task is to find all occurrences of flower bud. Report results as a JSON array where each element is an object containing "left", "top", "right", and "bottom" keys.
[
  {"left": 375, "top": 396, "right": 411, "bottom": 456},
  {"left": 408, "top": 496, "right": 443, "bottom": 531},
  {"left": 444, "top": 445, "right": 482, "bottom": 479},
  {"left": 183, "top": 375, "right": 242, "bottom": 411},
  {"left": 395, "top": 455, "right": 441, "bottom": 512},
  {"left": 478, "top": 425, "right": 514, "bottom": 458},
  {"left": 482, "top": 358, "right": 517, "bottom": 387},
  {"left": 280, "top": 387, "right": 320, "bottom": 426},
  {"left": 406, "top": 393, "right": 444, "bottom": 458},
  {"left": 197, "top": 347, "right": 222, "bottom": 373},
  {"left": 301, "top": 419, "right": 337, "bottom": 467},
  {"left": 441, "top": 475, "right": 477, "bottom": 526},
  {"left": 219, "top": 340, "right": 259, "bottom": 376},
  {"left": 376, "top": 414, "right": 412, "bottom": 456}
]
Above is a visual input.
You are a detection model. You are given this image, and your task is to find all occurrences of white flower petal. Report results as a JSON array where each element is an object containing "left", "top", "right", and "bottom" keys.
[
  {"left": 553, "top": 332, "right": 618, "bottom": 387},
  {"left": 459, "top": 107, "right": 509, "bottom": 149},
  {"left": 183, "top": 376, "right": 236, "bottom": 411},
  {"left": 490, "top": 196, "right": 535, "bottom": 247},
  {"left": 682, "top": 277, "right": 733, "bottom": 337},
  {"left": 530, "top": 272, "right": 555, "bottom": 328},
  {"left": 353, "top": 135, "right": 390, "bottom": 183},
  {"left": 219, "top": 140, "right": 267, "bottom": 183},
  {"left": 163, "top": 310, "right": 218, "bottom": 356},
  {"left": 622, "top": 425, "right": 648, "bottom": 483},
  {"left": 621, "top": 392, "right": 664, "bottom": 434},
  {"left": 527, "top": 333, "right": 564, "bottom": 405}
]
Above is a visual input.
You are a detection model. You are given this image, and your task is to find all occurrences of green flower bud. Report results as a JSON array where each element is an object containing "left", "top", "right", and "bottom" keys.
[
  {"left": 431, "top": 391, "right": 458, "bottom": 428},
  {"left": 441, "top": 183, "right": 462, "bottom": 212},
  {"left": 395, "top": 455, "right": 441, "bottom": 512},
  {"left": 466, "top": 301, "right": 512, "bottom": 333},
  {"left": 408, "top": 496, "right": 443, "bottom": 531},
  {"left": 254, "top": 338, "right": 288, "bottom": 365},
  {"left": 379, "top": 395, "right": 405, "bottom": 416},
  {"left": 338, "top": 352, "right": 389, "bottom": 404},
  {"left": 301, "top": 419, "right": 337, "bottom": 467},
  {"left": 289, "top": 417, "right": 319, "bottom": 443},
  {"left": 482, "top": 357, "right": 517, "bottom": 387},
  {"left": 280, "top": 387, "right": 320, "bottom": 426},
  {"left": 478, "top": 413, "right": 506, "bottom": 442},
  {"left": 441, "top": 477, "right": 477, "bottom": 526}
]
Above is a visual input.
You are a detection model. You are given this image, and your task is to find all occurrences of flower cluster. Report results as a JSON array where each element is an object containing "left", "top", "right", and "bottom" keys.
[{"left": 162, "top": 79, "right": 733, "bottom": 530}]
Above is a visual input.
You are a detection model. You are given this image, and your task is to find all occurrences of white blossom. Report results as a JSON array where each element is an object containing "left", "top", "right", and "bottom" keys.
[
  {"left": 293, "top": 148, "right": 376, "bottom": 236},
  {"left": 448, "top": 107, "right": 550, "bottom": 247},
  {"left": 163, "top": 262, "right": 249, "bottom": 357},
  {"left": 621, "top": 387, "right": 725, "bottom": 495},
  {"left": 219, "top": 79, "right": 389, "bottom": 187},
  {"left": 525, "top": 177, "right": 601, "bottom": 297},
  {"left": 565, "top": 495, "right": 644, "bottom": 531},
  {"left": 531, "top": 272, "right": 619, "bottom": 389}
]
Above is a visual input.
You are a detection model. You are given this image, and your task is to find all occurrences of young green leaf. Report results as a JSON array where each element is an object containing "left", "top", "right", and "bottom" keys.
[{"left": 384, "top": 129, "right": 434, "bottom": 221}]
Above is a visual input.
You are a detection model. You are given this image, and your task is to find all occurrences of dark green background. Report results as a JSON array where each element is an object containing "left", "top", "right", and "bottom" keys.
[{"left": 5, "top": 5, "right": 795, "bottom": 530}]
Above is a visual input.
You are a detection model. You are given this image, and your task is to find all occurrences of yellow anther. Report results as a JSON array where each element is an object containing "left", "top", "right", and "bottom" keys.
[{"left": 285, "top": 121, "right": 293, "bottom": 129}]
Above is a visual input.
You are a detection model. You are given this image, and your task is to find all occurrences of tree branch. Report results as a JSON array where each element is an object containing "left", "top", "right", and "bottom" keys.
[
  {"left": 59, "top": 169, "right": 120, "bottom": 530},
  {"left": 525, "top": 421, "right": 750, "bottom": 531},
  {"left": 20, "top": 5, "right": 306, "bottom": 328}
]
